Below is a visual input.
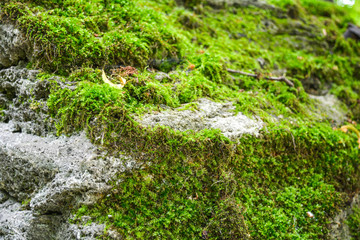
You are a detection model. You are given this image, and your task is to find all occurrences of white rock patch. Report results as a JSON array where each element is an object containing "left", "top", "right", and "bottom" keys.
[{"left": 137, "top": 98, "right": 264, "bottom": 140}]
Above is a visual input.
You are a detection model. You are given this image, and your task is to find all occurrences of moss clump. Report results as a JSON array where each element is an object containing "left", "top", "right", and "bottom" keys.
[{"left": 1, "top": 0, "right": 180, "bottom": 75}]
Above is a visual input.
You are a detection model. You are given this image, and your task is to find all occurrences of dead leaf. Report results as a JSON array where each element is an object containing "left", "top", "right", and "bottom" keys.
[{"left": 102, "top": 70, "right": 124, "bottom": 89}]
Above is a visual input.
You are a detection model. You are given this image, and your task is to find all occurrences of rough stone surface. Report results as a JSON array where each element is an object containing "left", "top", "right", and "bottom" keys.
[
  {"left": 56, "top": 221, "right": 105, "bottom": 240},
  {"left": 0, "top": 65, "right": 53, "bottom": 135},
  {"left": 0, "top": 122, "right": 135, "bottom": 239},
  {"left": 0, "top": 198, "right": 33, "bottom": 240},
  {"left": 0, "top": 23, "right": 31, "bottom": 68},
  {"left": 329, "top": 194, "right": 360, "bottom": 240},
  {"left": 136, "top": 98, "right": 264, "bottom": 140},
  {"left": 309, "top": 94, "right": 347, "bottom": 125}
]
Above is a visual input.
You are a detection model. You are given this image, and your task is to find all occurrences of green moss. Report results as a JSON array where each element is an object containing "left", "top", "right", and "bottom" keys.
[
  {"left": 1, "top": 0, "right": 180, "bottom": 74},
  {"left": 2, "top": 0, "right": 360, "bottom": 239},
  {"left": 70, "top": 113, "right": 358, "bottom": 239}
]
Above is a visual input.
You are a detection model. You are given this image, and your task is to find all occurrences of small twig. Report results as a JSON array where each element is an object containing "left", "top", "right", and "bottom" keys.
[{"left": 226, "top": 68, "right": 294, "bottom": 88}]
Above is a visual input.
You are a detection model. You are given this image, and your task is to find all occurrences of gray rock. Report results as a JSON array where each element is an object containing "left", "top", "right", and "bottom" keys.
[
  {"left": 0, "top": 65, "right": 53, "bottom": 136},
  {"left": 154, "top": 72, "right": 172, "bottom": 82},
  {"left": 329, "top": 193, "right": 360, "bottom": 240},
  {"left": 57, "top": 222, "right": 106, "bottom": 240},
  {"left": 0, "top": 198, "right": 33, "bottom": 240},
  {"left": 309, "top": 94, "right": 347, "bottom": 125},
  {"left": 0, "top": 122, "right": 136, "bottom": 239},
  {"left": 0, "top": 191, "right": 9, "bottom": 204},
  {"left": 136, "top": 98, "right": 264, "bottom": 140},
  {"left": 344, "top": 23, "right": 360, "bottom": 40},
  {"left": 0, "top": 23, "right": 31, "bottom": 68}
]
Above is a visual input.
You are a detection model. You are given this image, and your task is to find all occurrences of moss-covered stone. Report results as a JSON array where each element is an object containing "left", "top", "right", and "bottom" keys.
[{"left": 1, "top": 0, "right": 360, "bottom": 239}]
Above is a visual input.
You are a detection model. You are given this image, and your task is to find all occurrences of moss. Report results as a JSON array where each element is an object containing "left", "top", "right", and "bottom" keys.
[
  {"left": 1, "top": 0, "right": 180, "bottom": 74},
  {"left": 2, "top": 0, "right": 360, "bottom": 239},
  {"left": 69, "top": 109, "right": 358, "bottom": 238}
]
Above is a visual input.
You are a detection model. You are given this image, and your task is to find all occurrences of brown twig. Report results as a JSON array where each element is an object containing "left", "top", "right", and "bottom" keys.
[{"left": 226, "top": 68, "right": 294, "bottom": 88}]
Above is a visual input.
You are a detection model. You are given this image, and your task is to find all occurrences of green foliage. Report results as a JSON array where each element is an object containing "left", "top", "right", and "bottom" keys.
[
  {"left": 47, "top": 82, "right": 124, "bottom": 134},
  {"left": 71, "top": 115, "right": 359, "bottom": 239},
  {"left": 1, "top": 0, "right": 179, "bottom": 74}
]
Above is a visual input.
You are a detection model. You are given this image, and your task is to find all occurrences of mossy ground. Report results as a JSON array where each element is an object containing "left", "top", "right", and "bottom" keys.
[{"left": 1, "top": 0, "right": 360, "bottom": 239}]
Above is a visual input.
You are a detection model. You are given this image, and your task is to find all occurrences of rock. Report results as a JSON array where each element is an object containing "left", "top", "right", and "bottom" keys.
[
  {"left": 0, "top": 191, "right": 9, "bottom": 204},
  {"left": 56, "top": 221, "right": 106, "bottom": 240},
  {"left": 256, "top": 57, "right": 266, "bottom": 69},
  {"left": 0, "top": 198, "right": 33, "bottom": 240},
  {"left": 154, "top": 72, "right": 172, "bottom": 82},
  {"left": 309, "top": 94, "right": 347, "bottom": 125},
  {"left": 0, "top": 122, "right": 136, "bottom": 239},
  {"left": 344, "top": 23, "right": 360, "bottom": 40},
  {"left": 136, "top": 98, "right": 264, "bottom": 140},
  {"left": 0, "top": 23, "right": 31, "bottom": 68},
  {"left": 329, "top": 194, "right": 360, "bottom": 240},
  {"left": 0, "top": 65, "right": 53, "bottom": 135}
]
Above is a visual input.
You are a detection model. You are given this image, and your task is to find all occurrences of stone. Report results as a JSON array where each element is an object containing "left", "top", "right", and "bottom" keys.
[
  {"left": 344, "top": 23, "right": 360, "bottom": 40},
  {"left": 0, "top": 23, "right": 31, "bottom": 68},
  {"left": 309, "top": 94, "right": 348, "bottom": 125},
  {"left": 154, "top": 72, "right": 172, "bottom": 82},
  {"left": 0, "top": 65, "right": 52, "bottom": 136},
  {"left": 329, "top": 194, "right": 360, "bottom": 240},
  {"left": 0, "top": 122, "right": 135, "bottom": 239},
  {"left": 136, "top": 98, "right": 264, "bottom": 140}
]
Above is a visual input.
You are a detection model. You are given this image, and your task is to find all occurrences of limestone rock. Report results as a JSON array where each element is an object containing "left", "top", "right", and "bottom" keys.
[
  {"left": 0, "top": 23, "right": 31, "bottom": 68},
  {"left": 136, "top": 98, "right": 264, "bottom": 140},
  {"left": 309, "top": 94, "right": 348, "bottom": 125},
  {"left": 0, "top": 122, "right": 135, "bottom": 239},
  {"left": 0, "top": 65, "right": 53, "bottom": 135}
]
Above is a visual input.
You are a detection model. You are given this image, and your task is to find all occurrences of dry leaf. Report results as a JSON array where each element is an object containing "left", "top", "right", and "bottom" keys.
[{"left": 102, "top": 70, "right": 124, "bottom": 89}]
